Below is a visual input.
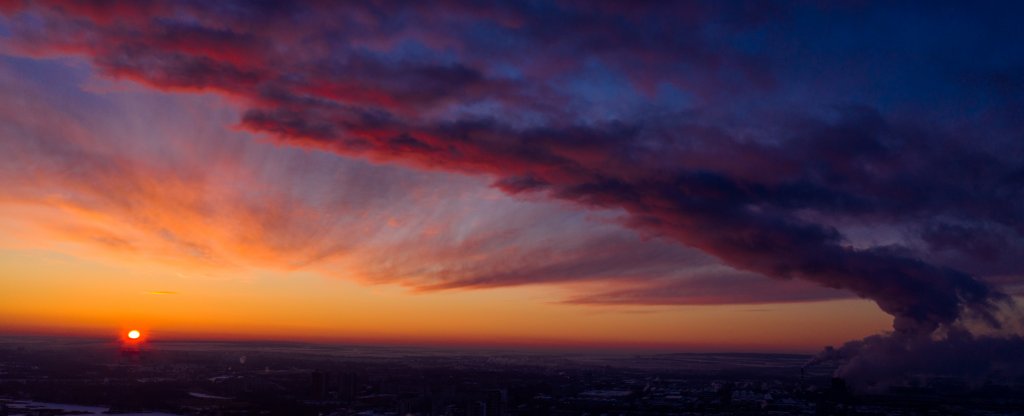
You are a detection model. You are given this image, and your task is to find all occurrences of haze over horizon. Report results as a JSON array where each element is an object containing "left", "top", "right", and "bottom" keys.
[{"left": 2, "top": 1, "right": 1023, "bottom": 377}]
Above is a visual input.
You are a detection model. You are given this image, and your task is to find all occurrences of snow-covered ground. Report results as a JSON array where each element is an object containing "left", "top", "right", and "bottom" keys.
[
  {"left": 188, "top": 392, "right": 231, "bottom": 400},
  {"left": 1, "top": 399, "right": 182, "bottom": 415}
]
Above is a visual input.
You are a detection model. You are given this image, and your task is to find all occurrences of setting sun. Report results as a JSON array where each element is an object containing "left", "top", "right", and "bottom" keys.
[{"left": 127, "top": 330, "right": 141, "bottom": 340}]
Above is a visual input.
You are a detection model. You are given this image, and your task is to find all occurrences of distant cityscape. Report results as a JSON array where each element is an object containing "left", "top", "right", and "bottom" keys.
[{"left": 1, "top": 337, "right": 1021, "bottom": 416}]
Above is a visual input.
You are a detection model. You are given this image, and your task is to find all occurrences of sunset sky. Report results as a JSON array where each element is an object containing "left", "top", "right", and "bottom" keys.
[{"left": 1, "top": 1, "right": 1022, "bottom": 353}]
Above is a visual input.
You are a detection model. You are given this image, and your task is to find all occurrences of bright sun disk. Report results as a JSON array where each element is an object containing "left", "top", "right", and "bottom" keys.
[{"left": 127, "top": 330, "right": 141, "bottom": 339}]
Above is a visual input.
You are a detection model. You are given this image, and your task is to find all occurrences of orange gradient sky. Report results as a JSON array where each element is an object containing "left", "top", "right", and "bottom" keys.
[
  {"left": 0, "top": 247, "right": 891, "bottom": 351},
  {"left": 0, "top": 26, "right": 927, "bottom": 353}
]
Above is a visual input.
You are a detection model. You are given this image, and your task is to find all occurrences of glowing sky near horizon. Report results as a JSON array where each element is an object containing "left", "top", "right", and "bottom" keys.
[
  {"left": 0, "top": 54, "right": 889, "bottom": 350},
  {"left": 1, "top": 1, "right": 1021, "bottom": 351}
]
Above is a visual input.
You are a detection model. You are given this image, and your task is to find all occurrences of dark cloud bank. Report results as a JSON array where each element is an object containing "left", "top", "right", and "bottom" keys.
[{"left": 3, "top": 0, "right": 1024, "bottom": 387}]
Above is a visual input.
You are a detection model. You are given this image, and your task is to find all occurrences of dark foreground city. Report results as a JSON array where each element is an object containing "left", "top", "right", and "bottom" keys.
[{"left": 1, "top": 336, "right": 1021, "bottom": 416}]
